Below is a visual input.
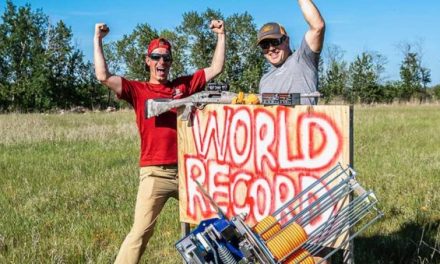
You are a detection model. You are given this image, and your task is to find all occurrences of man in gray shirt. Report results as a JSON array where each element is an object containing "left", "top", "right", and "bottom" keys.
[{"left": 258, "top": 0, "right": 325, "bottom": 105}]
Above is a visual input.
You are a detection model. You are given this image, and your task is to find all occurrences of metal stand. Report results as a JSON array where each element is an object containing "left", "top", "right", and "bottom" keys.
[{"left": 181, "top": 222, "right": 190, "bottom": 264}]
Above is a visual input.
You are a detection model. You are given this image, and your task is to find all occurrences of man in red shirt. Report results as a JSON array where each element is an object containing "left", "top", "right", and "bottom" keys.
[{"left": 94, "top": 20, "right": 225, "bottom": 263}]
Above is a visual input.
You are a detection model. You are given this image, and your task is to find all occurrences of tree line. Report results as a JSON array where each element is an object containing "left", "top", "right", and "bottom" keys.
[
  {"left": 319, "top": 43, "right": 438, "bottom": 104},
  {"left": 0, "top": 1, "right": 439, "bottom": 112}
]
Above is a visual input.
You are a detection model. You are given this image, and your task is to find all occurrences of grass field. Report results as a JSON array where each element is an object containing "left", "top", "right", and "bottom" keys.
[{"left": 1, "top": 105, "right": 439, "bottom": 263}]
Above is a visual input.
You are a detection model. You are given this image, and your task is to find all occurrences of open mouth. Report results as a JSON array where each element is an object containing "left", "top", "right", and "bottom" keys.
[{"left": 156, "top": 67, "right": 167, "bottom": 76}]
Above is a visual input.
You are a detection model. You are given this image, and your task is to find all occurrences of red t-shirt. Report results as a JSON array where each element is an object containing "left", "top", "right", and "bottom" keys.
[{"left": 118, "top": 70, "right": 206, "bottom": 167}]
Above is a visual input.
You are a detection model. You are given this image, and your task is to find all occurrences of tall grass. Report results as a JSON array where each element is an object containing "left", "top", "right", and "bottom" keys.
[
  {"left": 0, "top": 106, "right": 439, "bottom": 263},
  {"left": 353, "top": 105, "right": 440, "bottom": 263}
]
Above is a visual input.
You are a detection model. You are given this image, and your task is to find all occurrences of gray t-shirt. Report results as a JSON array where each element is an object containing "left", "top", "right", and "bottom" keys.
[{"left": 259, "top": 37, "right": 320, "bottom": 105}]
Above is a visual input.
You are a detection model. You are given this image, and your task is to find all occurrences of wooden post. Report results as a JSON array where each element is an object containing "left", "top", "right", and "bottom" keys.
[{"left": 343, "top": 105, "right": 355, "bottom": 264}]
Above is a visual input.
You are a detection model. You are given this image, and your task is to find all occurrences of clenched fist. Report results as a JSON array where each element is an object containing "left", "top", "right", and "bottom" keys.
[
  {"left": 209, "top": 20, "right": 225, "bottom": 35},
  {"left": 95, "top": 23, "right": 110, "bottom": 39}
]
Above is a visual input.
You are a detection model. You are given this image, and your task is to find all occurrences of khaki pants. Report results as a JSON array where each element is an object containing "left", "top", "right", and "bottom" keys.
[{"left": 114, "top": 165, "right": 178, "bottom": 264}]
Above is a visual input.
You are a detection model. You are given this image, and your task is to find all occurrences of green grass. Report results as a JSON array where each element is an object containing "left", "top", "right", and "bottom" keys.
[
  {"left": 353, "top": 105, "right": 440, "bottom": 263},
  {"left": 0, "top": 106, "right": 439, "bottom": 263}
]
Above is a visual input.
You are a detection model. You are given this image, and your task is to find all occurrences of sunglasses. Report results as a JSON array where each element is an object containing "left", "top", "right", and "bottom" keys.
[
  {"left": 259, "top": 36, "right": 287, "bottom": 50},
  {"left": 149, "top": 53, "right": 172, "bottom": 62}
]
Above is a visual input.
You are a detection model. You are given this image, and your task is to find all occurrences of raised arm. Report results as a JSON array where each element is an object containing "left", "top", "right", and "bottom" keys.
[
  {"left": 94, "top": 23, "right": 122, "bottom": 96},
  {"left": 203, "top": 20, "right": 226, "bottom": 82},
  {"left": 298, "top": 0, "right": 325, "bottom": 53}
]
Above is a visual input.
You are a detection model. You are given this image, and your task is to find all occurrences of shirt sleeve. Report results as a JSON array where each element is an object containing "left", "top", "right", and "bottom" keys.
[
  {"left": 297, "top": 37, "right": 320, "bottom": 70},
  {"left": 117, "top": 77, "right": 135, "bottom": 106},
  {"left": 178, "top": 69, "right": 207, "bottom": 97}
]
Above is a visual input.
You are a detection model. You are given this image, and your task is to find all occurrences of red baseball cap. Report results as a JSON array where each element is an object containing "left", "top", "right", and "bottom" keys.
[
  {"left": 147, "top": 38, "right": 172, "bottom": 56},
  {"left": 145, "top": 38, "right": 172, "bottom": 72}
]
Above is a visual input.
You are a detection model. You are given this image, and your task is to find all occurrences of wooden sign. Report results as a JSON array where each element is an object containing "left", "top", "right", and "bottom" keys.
[{"left": 177, "top": 104, "right": 351, "bottom": 236}]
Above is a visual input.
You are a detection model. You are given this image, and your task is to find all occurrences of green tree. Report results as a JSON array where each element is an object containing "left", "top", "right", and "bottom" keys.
[
  {"left": 73, "top": 61, "right": 108, "bottom": 110},
  {"left": 0, "top": 10, "right": 7, "bottom": 105},
  {"left": 177, "top": 9, "right": 223, "bottom": 73},
  {"left": 0, "top": 1, "right": 125, "bottom": 112},
  {"left": 45, "top": 20, "right": 103, "bottom": 109},
  {"left": 177, "top": 9, "right": 264, "bottom": 92},
  {"left": 319, "top": 44, "right": 348, "bottom": 103},
  {"left": 419, "top": 66, "right": 431, "bottom": 102},
  {"left": 399, "top": 51, "right": 421, "bottom": 101},
  {"left": 0, "top": 0, "right": 49, "bottom": 111},
  {"left": 224, "top": 12, "right": 264, "bottom": 92},
  {"left": 398, "top": 43, "right": 431, "bottom": 102},
  {"left": 346, "top": 52, "right": 386, "bottom": 104},
  {"left": 46, "top": 20, "right": 75, "bottom": 108},
  {"left": 380, "top": 81, "right": 401, "bottom": 104},
  {"left": 432, "top": 84, "right": 440, "bottom": 100}
]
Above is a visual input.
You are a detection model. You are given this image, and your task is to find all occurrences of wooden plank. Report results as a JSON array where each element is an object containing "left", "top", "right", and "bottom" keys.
[{"left": 177, "top": 104, "right": 351, "bottom": 247}]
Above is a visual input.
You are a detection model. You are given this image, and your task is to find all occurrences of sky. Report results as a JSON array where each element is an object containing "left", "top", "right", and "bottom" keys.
[{"left": 2, "top": 0, "right": 440, "bottom": 84}]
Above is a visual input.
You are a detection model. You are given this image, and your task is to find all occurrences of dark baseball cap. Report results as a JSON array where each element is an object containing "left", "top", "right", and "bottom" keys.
[{"left": 257, "top": 22, "right": 288, "bottom": 44}]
